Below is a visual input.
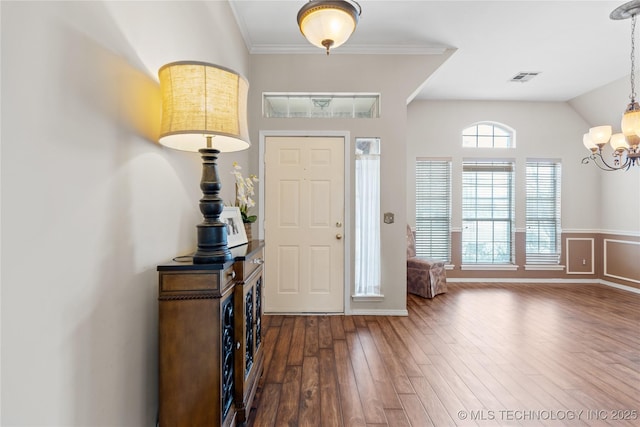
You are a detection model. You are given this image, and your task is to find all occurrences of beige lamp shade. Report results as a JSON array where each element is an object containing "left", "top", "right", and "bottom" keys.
[
  {"left": 158, "top": 61, "right": 250, "bottom": 152},
  {"left": 297, "top": 1, "right": 359, "bottom": 52}
]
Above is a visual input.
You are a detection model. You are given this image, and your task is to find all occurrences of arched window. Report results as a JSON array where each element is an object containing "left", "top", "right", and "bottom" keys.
[{"left": 462, "top": 122, "right": 514, "bottom": 148}]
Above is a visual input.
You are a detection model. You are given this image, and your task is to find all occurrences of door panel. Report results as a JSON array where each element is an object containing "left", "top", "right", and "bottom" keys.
[{"left": 265, "top": 136, "right": 344, "bottom": 313}]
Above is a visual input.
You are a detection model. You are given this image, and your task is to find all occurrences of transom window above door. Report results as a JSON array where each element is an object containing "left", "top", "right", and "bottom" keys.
[
  {"left": 263, "top": 93, "right": 380, "bottom": 119},
  {"left": 462, "top": 122, "right": 514, "bottom": 148}
]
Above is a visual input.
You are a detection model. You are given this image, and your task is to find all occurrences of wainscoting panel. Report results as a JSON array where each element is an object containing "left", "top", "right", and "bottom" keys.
[
  {"left": 604, "top": 239, "right": 640, "bottom": 284},
  {"left": 566, "top": 238, "right": 595, "bottom": 275}
]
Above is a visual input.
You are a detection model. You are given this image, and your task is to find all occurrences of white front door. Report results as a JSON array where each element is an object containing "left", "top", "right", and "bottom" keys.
[{"left": 264, "top": 136, "right": 345, "bottom": 313}]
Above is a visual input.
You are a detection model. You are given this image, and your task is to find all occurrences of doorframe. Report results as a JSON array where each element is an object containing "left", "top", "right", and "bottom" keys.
[{"left": 259, "top": 130, "right": 352, "bottom": 314}]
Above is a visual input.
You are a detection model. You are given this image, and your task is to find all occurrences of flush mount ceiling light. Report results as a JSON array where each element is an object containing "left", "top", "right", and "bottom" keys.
[
  {"left": 582, "top": 0, "right": 640, "bottom": 170},
  {"left": 297, "top": 0, "right": 361, "bottom": 55}
]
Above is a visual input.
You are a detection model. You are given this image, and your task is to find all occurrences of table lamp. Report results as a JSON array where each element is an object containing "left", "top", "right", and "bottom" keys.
[{"left": 158, "top": 61, "right": 251, "bottom": 263}]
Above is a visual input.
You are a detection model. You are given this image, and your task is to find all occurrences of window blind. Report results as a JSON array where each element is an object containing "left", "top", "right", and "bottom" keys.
[
  {"left": 462, "top": 161, "right": 514, "bottom": 264},
  {"left": 526, "top": 161, "right": 561, "bottom": 264},
  {"left": 415, "top": 159, "right": 451, "bottom": 262}
]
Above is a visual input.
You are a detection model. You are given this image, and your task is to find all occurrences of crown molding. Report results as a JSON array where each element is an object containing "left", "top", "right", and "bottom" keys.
[{"left": 249, "top": 44, "right": 448, "bottom": 55}]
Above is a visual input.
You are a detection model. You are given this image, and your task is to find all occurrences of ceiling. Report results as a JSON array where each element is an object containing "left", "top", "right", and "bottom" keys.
[{"left": 229, "top": 0, "right": 632, "bottom": 102}]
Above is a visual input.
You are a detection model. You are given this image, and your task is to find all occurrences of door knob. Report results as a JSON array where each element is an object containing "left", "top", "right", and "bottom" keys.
[{"left": 336, "top": 234, "right": 343, "bottom": 240}]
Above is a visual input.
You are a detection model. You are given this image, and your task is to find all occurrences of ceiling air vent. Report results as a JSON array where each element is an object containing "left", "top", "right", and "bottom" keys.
[{"left": 510, "top": 72, "right": 540, "bottom": 83}]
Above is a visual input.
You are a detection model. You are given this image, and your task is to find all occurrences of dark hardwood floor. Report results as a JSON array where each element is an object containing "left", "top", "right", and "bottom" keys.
[{"left": 247, "top": 283, "right": 640, "bottom": 426}]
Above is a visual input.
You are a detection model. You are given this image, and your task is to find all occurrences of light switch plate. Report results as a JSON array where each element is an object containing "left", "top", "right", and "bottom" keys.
[{"left": 383, "top": 212, "right": 394, "bottom": 224}]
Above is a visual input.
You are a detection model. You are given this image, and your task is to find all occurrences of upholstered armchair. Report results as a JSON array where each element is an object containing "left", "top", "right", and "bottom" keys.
[{"left": 406, "top": 225, "right": 447, "bottom": 298}]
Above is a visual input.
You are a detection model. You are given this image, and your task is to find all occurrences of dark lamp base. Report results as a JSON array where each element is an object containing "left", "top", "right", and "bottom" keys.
[
  {"left": 193, "top": 223, "right": 233, "bottom": 264},
  {"left": 191, "top": 147, "right": 232, "bottom": 264}
]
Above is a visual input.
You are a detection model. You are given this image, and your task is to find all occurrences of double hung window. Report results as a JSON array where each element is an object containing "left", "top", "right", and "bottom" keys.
[{"left": 462, "top": 162, "right": 515, "bottom": 264}]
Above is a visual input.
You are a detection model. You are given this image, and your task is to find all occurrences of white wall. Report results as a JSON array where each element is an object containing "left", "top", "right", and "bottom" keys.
[
  {"left": 250, "top": 52, "right": 453, "bottom": 314},
  {"left": 1, "top": 1, "right": 250, "bottom": 425},
  {"left": 569, "top": 76, "right": 640, "bottom": 235},
  {"left": 407, "top": 100, "right": 602, "bottom": 232}
]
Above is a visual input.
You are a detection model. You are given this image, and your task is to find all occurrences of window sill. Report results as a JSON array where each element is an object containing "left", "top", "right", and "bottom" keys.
[
  {"left": 461, "top": 264, "right": 519, "bottom": 271},
  {"left": 352, "top": 294, "right": 385, "bottom": 302},
  {"left": 524, "top": 264, "right": 565, "bottom": 271}
]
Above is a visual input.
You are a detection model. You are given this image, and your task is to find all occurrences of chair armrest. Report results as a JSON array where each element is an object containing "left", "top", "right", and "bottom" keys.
[{"left": 407, "top": 257, "right": 441, "bottom": 269}]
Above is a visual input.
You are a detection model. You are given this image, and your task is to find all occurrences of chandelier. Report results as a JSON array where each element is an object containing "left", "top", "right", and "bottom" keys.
[
  {"left": 582, "top": 0, "right": 640, "bottom": 170},
  {"left": 297, "top": 0, "right": 361, "bottom": 55}
]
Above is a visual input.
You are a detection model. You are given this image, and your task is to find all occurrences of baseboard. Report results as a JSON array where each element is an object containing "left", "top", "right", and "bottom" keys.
[
  {"left": 347, "top": 309, "right": 409, "bottom": 316},
  {"left": 264, "top": 309, "right": 409, "bottom": 316},
  {"left": 446, "top": 278, "right": 640, "bottom": 294},
  {"left": 446, "top": 278, "right": 597, "bottom": 283},
  {"left": 598, "top": 279, "right": 640, "bottom": 295},
  {"left": 264, "top": 312, "right": 343, "bottom": 316}
]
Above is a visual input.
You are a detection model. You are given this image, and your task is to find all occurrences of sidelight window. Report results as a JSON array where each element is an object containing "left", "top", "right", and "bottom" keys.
[{"left": 354, "top": 138, "right": 381, "bottom": 295}]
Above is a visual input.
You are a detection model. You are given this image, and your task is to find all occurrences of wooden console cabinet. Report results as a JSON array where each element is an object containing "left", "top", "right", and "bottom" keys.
[{"left": 157, "top": 240, "right": 265, "bottom": 426}]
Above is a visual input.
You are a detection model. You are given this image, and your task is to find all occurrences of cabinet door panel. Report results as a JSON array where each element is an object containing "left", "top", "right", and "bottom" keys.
[
  {"left": 221, "top": 293, "right": 235, "bottom": 420},
  {"left": 255, "top": 276, "right": 263, "bottom": 350},
  {"left": 244, "top": 286, "right": 254, "bottom": 377}
]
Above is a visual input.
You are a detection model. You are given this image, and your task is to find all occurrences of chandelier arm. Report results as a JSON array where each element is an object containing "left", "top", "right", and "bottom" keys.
[
  {"left": 582, "top": 154, "right": 612, "bottom": 171},
  {"left": 615, "top": 156, "right": 631, "bottom": 170},
  {"left": 614, "top": 147, "right": 636, "bottom": 169},
  {"left": 584, "top": 152, "right": 626, "bottom": 171}
]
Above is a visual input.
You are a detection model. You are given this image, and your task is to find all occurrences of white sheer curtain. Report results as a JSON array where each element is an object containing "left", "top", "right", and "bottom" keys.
[{"left": 355, "top": 154, "right": 381, "bottom": 295}]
